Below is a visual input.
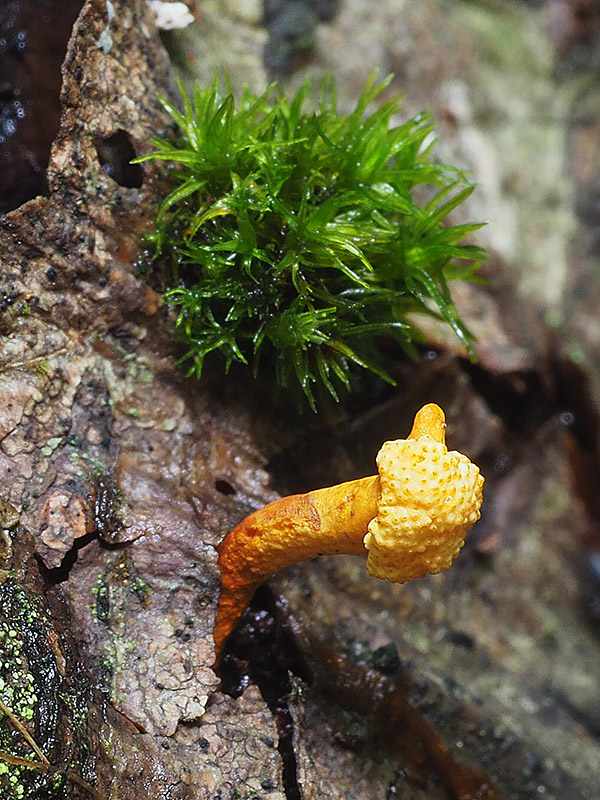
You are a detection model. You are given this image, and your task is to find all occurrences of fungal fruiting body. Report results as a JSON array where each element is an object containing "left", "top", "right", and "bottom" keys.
[
  {"left": 214, "top": 404, "right": 484, "bottom": 659},
  {"left": 364, "top": 408, "right": 484, "bottom": 583}
]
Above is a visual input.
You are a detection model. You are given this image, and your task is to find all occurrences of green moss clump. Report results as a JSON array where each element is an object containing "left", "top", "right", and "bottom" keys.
[{"left": 137, "top": 74, "right": 485, "bottom": 408}]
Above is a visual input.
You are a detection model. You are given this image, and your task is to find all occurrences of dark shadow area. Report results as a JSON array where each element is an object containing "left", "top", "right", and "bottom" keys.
[
  {"left": 36, "top": 531, "right": 97, "bottom": 585},
  {"left": 0, "top": 0, "right": 84, "bottom": 215},
  {"left": 263, "top": 0, "right": 339, "bottom": 76}
]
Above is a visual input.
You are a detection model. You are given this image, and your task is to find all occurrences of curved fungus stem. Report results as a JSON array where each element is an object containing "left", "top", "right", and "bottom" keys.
[{"left": 214, "top": 403, "right": 484, "bottom": 661}]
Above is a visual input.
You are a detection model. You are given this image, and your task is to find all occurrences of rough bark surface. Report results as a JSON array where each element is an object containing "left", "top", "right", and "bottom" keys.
[
  {"left": 0, "top": 1, "right": 283, "bottom": 798},
  {"left": 1, "top": 1, "right": 600, "bottom": 800}
]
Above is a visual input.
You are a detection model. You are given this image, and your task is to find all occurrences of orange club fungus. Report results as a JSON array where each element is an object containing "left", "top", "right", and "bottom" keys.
[{"left": 214, "top": 403, "right": 484, "bottom": 659}]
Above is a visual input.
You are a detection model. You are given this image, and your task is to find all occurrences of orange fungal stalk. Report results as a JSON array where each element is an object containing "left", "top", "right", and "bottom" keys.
[{"left": 214, "top": 403, "right": 484, "bottom": 659}]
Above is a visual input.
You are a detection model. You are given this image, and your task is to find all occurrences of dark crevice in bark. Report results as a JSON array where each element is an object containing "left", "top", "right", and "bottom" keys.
[
  {"left": 218, "top": 587, "right": 309, "bottom": 800},
  {"left": 36, "top": 531, "right": 97, "bottom": 585}
]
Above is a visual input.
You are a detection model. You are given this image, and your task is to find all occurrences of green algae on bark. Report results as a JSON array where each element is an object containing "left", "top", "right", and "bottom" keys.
[{"left": 0, "top": 574, "right": 90, "bottom": 798}]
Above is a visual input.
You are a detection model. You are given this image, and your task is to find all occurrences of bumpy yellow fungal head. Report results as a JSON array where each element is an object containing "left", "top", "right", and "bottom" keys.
[{"left": 363, "top": 404, "right": 484, "bottom": 583}]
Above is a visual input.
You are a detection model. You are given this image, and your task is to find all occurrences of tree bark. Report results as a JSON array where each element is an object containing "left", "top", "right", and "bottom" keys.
[{"left": 1, "top": 1, "right": 600, "bottom": 799}]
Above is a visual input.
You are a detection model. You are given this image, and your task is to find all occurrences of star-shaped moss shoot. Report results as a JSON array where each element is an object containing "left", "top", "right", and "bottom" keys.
[
  {"left": 136, "top": 74, "right": 486, "bottom": 409},
  {"left": 214, "top": 403, "right": 484, "bottom": 660}
]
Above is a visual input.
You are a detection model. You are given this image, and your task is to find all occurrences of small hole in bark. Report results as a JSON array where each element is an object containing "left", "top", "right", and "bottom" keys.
[
  {"left": 215, "top": 478, "right": 236, "bottom": 496},
  {"left": 95, "top": 129, "right": 144, "bottom": 188}
]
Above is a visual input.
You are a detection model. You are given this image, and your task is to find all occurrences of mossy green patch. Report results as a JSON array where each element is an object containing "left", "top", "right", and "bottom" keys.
[
  {"left": 0, "top": 577, "right": 92, "bottom": 799},
  {"left": 136, "top": 73, "right": 486, "bottom": 409}
]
